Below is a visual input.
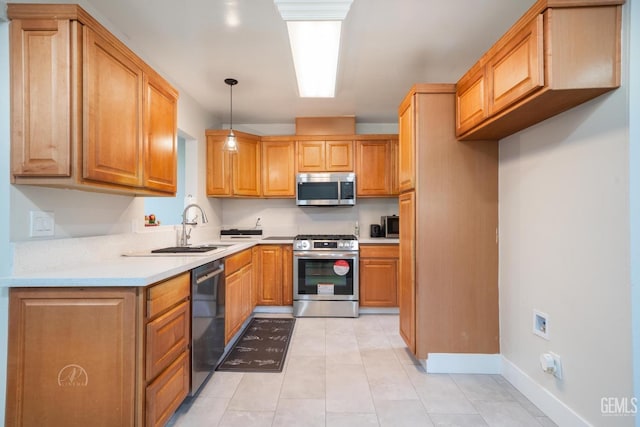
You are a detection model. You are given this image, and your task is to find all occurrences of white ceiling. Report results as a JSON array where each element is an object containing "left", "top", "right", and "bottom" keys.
[{"left": 81, "top": 0, "right": 534, "bottom": 125}]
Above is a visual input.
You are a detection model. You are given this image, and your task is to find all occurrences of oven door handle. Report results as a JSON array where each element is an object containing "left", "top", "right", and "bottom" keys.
[{"left": 294, "top": 251, "right": 358, "bottom": 259}]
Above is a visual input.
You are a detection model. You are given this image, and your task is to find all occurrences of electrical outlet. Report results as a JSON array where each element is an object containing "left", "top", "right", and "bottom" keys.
[
  {"left": 540, "top": 352, "right": 563, "bottom": 380},
  {"left": 29, "top": 210, "right": 55, "bottom": 237},
  {"left": 533, "top": 309, "right": 549, "bottom": 340}
]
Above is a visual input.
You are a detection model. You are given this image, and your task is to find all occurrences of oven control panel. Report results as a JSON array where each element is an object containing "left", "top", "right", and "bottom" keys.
[{"left": 294, "top": 236, "right": 358, "bottom": 251}]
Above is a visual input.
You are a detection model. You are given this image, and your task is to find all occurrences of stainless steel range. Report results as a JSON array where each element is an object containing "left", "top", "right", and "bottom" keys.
[{"left": 293, "top": 234, "right": 359, "bottom": 318}]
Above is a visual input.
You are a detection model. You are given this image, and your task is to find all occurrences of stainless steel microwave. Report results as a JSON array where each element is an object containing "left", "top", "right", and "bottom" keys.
[
  {"left": 296, "top": 173, "right": 356, "bottom": 206},
  {"left": 381, "top": 215, "right": 399, "bottom": 238}
]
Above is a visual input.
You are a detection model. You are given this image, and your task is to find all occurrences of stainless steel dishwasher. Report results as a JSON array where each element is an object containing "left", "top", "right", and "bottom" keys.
[{"left": 190, "top": 259, "right": 225, "bottom": 395}]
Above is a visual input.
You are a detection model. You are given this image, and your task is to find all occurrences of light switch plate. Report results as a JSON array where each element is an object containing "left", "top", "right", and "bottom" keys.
[{"left": 30, "top": 210, "right": 55, "bottom": 237}]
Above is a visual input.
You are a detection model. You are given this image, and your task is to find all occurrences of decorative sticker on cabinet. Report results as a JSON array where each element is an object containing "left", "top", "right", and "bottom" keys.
[
  {"left": 333, "top": 260, "right": 350, "bottom": 276},
  {"left": 317, "top": 283, "right": 335, "bottom": 295},
  {"left": 57, "top": 364, "right": 89, "bottom": 387}
]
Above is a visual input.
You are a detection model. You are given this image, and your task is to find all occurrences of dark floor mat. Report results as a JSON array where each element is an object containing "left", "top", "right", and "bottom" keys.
[{"left": 216, "top": 317, "right": 295, "bottom": 373}]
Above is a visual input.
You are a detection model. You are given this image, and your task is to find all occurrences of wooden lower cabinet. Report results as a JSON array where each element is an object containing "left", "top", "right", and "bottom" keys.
[
  {"left": 254, "top": 244, "right": 293, "bottom": 306},
  {"left": 145, "top": 351, "right": 190, "bottom": 427},
  {"left": 282, "top": 246, "right": 293, "bottom": 306},
  {"left": 359, "top": 244, "right": 399, "bottom": 307},
  {"left": 6, "top": 272, "right": 192, "bottom": 427},
  {"left": 398, "top": 192, "right": 416, "bottom": 354},
  {"left": 6, "top": 287, "right": 138, "bottom": 427},
  {"left": 225, "top": 249, "right": 253, "bottom": 344}
]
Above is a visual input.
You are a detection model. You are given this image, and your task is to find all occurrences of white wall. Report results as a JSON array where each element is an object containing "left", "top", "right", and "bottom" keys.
[
  {"left": 221, "top": 198, "right": 398, "bottom": 237},
  {"left": 499, "top": 4, "right": 633, "bottom": 423},
  {"left": 627, "top": 0, "right": 640, "bottom": 425}
]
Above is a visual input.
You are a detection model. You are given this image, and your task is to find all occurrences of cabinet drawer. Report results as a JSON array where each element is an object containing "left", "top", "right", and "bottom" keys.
[
  {"left": 226, "top": 249, "right": 252, "bottom": 276},
  {"left": 145, "top": 350, "right": 190, "bottom": 427},
  {"left": 147, "top": 272, "right": 190, "bottom": 319},
  {"left": 360, "top": 245, "right": 399, "bottom": 258},
  {"left": 146, "top": 300, "right": 190, "bottom": 381}
]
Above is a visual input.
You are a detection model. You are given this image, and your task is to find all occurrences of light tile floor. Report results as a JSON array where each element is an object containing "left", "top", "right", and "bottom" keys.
[{"left": 169, "top": 314, "right": 556, "bottom": 427}]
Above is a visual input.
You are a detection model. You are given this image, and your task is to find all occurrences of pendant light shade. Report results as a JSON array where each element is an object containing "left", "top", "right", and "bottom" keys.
[{"left": 223, "top": 78, "right": 238, "bottom": 152}]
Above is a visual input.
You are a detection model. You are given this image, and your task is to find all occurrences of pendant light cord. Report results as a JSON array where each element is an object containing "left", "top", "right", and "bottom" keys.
[{"left": 224, "top": 78, "right": 238, "bottom": 132}]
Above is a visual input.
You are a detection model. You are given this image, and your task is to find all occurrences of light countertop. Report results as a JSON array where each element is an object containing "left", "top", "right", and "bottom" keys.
[
  {"left": 2, "top": 236, "right": 398, "bottom": 288},
  {"left": 2, "top": 241, "right": 256, "bottom": 288}
]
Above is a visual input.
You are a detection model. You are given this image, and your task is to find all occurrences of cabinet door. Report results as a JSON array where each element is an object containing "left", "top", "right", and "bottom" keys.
[
  {"left": 360, "top": 258, "right": 398, "bottom": 307},
  {"left": 240, "top": 264, "right": 253, "bottom": 320},
  {"left": 145, "top": 300, "right": 189, "bottom": 381},
  {"left": 206, "top": 135, "right": 232, "bottom": 196},
  {"left": 257, "top": 245, "right": 283, "bottom": 305},
  {"left": 225, "top": 270, "right": 243, "bottom": 344},
  {"left": 144, "top": 73, "right": 178, "bottom": 193},
  {"left": 398, "top": 191, "right": 416, "bottom": 353},
  {"left": 6, "top": 288, "right": 137, "bottom": 427},
  {"left": 398, "top": 99, "right": 414, "bottom": 192},
  {"left": 456, "top": 63, "right": 488, "bottom": 136},
  {"left": 325, "top": 140, "right": 353, "bottom": 171},
  {"left": 145, "top": 351, "right": 189, "bottom": 427},
  {"left": 83, "top": 27, "right": 143, "bottom": 187},
  {"left": 297, "top": 140, "right": 325, "bottom": 172},
  {"left": 356, "top": 140, "right": 392, "bottom": 196},
  {"left": 390, "top": 138, "right": 399, "bottom": 195},
  {"left": 233, "top": 136, "right": 261, "bottom": 196},
  {"left": 262, "top": 140, "right": 295, "bottom": 197},
  {"left": 487, "top": 15, "right": 543, "bottom": 115},
  {"left": 252, "top": 246, "right": 260, "bottom": 310},
  {"left": 10, "top": 18, "right": 73, "bottom": 177},
  {"left": 282, "top": 245, "right": 293, "bottom": 306}
]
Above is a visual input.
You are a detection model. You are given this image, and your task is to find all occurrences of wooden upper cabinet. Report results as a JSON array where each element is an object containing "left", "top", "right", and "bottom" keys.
[
  {"left": 10, "top": 18, "right": 73, "bottom": 178},
  {"left": 297, "top": 140, "right": 325, "bottom": 172},
  {"left": 456, "top": 0, "right": 623, "bottom": 140},
  {"left": 144, "top": 73, "right": 178, "bottom": 193},
  {"left": 356, "top": 139, "right": 397, "bottom": 197},
  {"left": 456, "top": 63, "right": 488, "bottom": 136},
  {"left": 83, "top": 26, "right": 144, "bottom": 187},
  {"left": 261, "top": 139, "right": 295, "bottom": 197},
  {"left": 487, "top": 14, "right": 543, "bottom": 115},
  {"left": 206, "top": 135, "right": 232, "bottom": 196},
  {"left": 297, "top": 139, "right": 353, "bottom": 172},
  {"left": 7, "top": 4, "right": 179, "bottom": 195},
  {"left": 390, "top": 138, "right": 399, "bottom": 195},
  {"left": 398, "top": 97, "right": 415, "bottom": 193},
  {"left": 233, "top": 135, "right": 261, "bottom": 196},
  {"left": 206, "top": 130, "right": 261, "bottom": 197},
  {"left": 325, "top": 140, "right": 353, "bottom": 171}
]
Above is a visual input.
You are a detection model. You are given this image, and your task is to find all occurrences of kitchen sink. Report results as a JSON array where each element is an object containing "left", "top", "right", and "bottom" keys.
[{"left": 150, "top": 244, "right": 222, "bottom": 254}]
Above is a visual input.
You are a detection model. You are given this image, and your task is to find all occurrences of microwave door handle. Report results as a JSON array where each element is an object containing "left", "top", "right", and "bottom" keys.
[{"left": 337, "top": 178, "right": 341, "bottom": 202}]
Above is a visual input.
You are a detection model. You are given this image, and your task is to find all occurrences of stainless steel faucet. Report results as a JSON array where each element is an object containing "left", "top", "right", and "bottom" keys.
[{"left": 180, "top": 203, "right": 209, "bottom": 246}]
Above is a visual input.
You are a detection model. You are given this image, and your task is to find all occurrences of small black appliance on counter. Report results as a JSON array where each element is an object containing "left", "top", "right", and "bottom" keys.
[{"left": 370, "top": 224, "right": 383, "bottom": 237}]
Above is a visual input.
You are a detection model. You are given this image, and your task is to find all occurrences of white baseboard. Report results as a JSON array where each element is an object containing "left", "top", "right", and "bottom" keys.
[
  {"left": 501, "top": 356, "right": 591, "bottom": 427},
  {"left": 425, "top": 353, "right": 502, "bottom": 374}
]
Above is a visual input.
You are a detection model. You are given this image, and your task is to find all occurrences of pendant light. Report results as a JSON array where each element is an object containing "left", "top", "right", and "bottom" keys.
[{"left": 223, "top": 78, "right": 238, "bottom": 152}]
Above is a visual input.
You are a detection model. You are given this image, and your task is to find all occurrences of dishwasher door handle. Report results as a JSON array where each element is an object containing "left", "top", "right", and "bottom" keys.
[{"left": 195, "top": 266, "right": 225, "bottom": 284}]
